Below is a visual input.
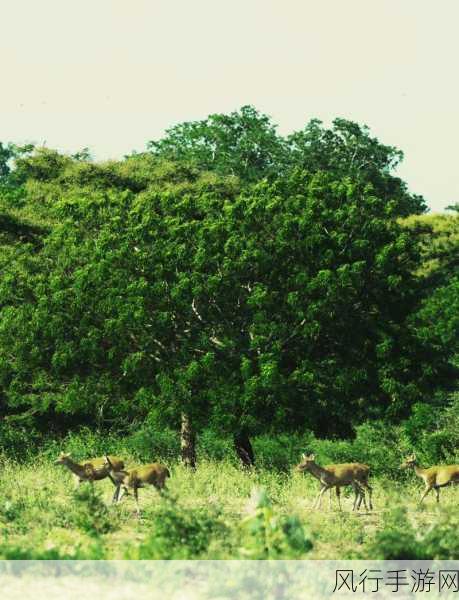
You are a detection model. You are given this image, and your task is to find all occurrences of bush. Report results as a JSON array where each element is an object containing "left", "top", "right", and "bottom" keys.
[
  {"left": 66, "top": 486, "right": 118, "bottom": 537},
  {"left": 125, "top": 426, "right": 180, "bottom": 462},
  {"left": 239, "top": 488, "right": 313, "bottom": 559},
  {"left": 197, "top": 430, "right": 234, "bottom": 461},
  {"left": 366, "top": 506, "right": 459, "bottom": 560},
  {"left": 254, "top": 432, "right": 315, "bottom": 471},
  {"left": 366, "top": 507, "right": 421, "bottom": 559},
  {"left": 41, "top": 427, "right": 123, "bottom": 462},
  {"left": 0, "top": 540, "right": 106, "bottom": 559},
  {"left": 398, "top": 395, "right": 459, "bottom": 466},
  {"left": 0, "top": 422, "right": 41, "bottom": 460},
  {"left": 351, "top": 422, "right": 407, "bottom": 478},
  {"left": 421, "top": 508, "right": 459, "bottom": 559},
  {"left": 128, "top": 496, "right": 227, "bottom": 559}
]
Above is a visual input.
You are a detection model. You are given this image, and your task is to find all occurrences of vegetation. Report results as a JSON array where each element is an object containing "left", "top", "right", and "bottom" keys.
[
  {"left": 0, "top": 425, "right": 458, "bottom": 559},
  {"left": 0, "top": 107, "right": 457, "bottom": 559}
]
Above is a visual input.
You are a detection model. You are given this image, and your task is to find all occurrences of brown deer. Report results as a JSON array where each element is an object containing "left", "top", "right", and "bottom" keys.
[
  {"left": 55, "top": 452, "right": 124, "bottom": 487},
  {"left": 296, "top": 453, "right": 373, "bottom": 511},
  {"left": 401, "top": 454, "right": 459, "bottom": 504},
  {"left": 104, "top": 456, "right": 170, "bottom": 515}
]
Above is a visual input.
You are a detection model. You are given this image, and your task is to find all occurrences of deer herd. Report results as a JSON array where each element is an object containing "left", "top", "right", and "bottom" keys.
[
  {"left": 55, "top": 452, "right": 170, "bottom": 515},
  {"left": 55, "top": 451, "right": 459, "bottom": 515}
]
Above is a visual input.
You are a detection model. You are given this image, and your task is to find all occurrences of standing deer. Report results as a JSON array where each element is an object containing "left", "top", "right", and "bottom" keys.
[
  {"left": 401, "top": 454, "right": 459, "bottom": 504},
  {"left": 296, "top": 453, "right": 373, "bottom": 511},
  {"left": 55, "top": 452, "right": 125, "bottom": 487},
  {"left": 104, "top": 456, "right": 170, "bottom": 515}
]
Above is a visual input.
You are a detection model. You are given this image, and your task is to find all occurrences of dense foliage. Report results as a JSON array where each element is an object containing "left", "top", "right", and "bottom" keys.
[{"left": 0, "top": 107, "right": 457, "bottom": 459}]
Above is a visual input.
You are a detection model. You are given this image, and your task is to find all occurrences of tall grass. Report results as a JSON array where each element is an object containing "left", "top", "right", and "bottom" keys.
[{"left": 0, "top": 446, "right": 458, "bottom": 559}]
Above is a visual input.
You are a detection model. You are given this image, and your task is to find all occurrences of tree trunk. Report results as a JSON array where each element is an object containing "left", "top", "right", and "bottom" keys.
[
  {"left": 181, "top": 412, "right": 196, "bottom": 468},
  {"left": 234, "top": 430, "right": 255, "bottom": 468}
]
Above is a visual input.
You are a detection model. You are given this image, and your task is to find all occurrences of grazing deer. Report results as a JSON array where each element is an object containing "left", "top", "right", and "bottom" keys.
[
  {"left": 55, "top": 452, "right": 125, "bottom": 487},
  {"left": 104, "top": 456, "right": 170, "bottom": 515},
  {"left": 296, "top": 454, "right": 373, "bottom": 511},
  {"left": 401, "top": 454, "right": 459, "bottom": 504}
]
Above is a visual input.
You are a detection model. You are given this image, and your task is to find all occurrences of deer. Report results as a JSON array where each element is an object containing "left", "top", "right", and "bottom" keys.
[
  {"left": 401, "top": 454, "right": 459, "bottom": 504},
  {"left": 104, "top": 455, "right": 170, "bottom": 515},
  {"left": 296, "top": 453, "right": 373, "bottom": 511},
  {"left": 55, "top": 452, "right": 125, "bottom": 488}
]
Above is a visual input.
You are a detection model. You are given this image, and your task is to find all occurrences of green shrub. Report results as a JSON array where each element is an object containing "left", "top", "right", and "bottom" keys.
[
  {"left": 254, "top": 433, "right": 315, "bottom": 471},
  {"left": 66, "top": 486, "right": 118, "bottom": 537},
  {"left": 366, "top": 507, "right": 421, "bottom": 559},
  {"left": 128, "top": 496, "right": 227, "bottom": 559},
  {"left": 0, "top": 540, "right": 106, "bottom": 559},
  {"left": 41, "top": 427, "right": 123, "bottom": 462},
  {"left": 125, "top": 426, "right": 180, "bottom": 462},
  {"left": 197, "top": 430, "right": 234, "bottom": 461},
  {"left": 239, "top": 488, "right": 313, "bottom": 559},
  {"left": 421, "top": 508, "right": 459, "bottom": 559},
  {"left": 351, "top": 422, "right": 407, "bottom": 478},
  {"left": 0, "top": 498, "right": 27, "bottom": 529},
  {"left": 309, "top": 438, "right": 355, "bottom": 465},
  {"left": 366, "top": 506, "right": 459, "bottom": 560},
  {"left": 0, "top": 422, "right": 41, "bottom": 460},
  {"left": 394, "top": 396, "right": 459, "bottom": 467}
]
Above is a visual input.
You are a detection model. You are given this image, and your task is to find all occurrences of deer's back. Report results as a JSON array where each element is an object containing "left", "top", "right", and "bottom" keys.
[
  {"left": 128, "top": 463, "right": 170, "bottom": 487},
  {"left": 88, "top": 456, "right": 124, "bottom": 470},
  {"left": 427, "top": 465, "right": 459, "bottom": 486},
  {"left": 83, "top": 456, "right": 125, "bottom": 480},
  {"left": 326, "top": 463, "right": 370, "bottom": 482}
]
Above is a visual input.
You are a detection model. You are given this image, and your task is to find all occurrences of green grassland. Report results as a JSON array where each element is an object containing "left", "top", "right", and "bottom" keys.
[{"left": 0, "top": 452, "right": 458, "bottom": 560}]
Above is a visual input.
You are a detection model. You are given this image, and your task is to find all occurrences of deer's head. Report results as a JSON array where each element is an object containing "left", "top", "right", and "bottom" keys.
[
  {"left": 55, "top": 452, "right": 71, "bottom": 465},
  {"left": 400, "top": 454, "right": 417, "bottom": 469},
  {"left": 296, "top": 453, "right": 316, "bottom": 472}
]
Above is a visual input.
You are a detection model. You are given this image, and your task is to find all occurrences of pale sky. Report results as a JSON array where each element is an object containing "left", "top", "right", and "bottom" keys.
[{"left": 1, "top": 0, "right": 458, "bottom": 212}]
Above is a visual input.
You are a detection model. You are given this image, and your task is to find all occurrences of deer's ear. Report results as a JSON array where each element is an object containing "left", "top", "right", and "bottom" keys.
[
  {"left": 309, "top": 454, "right": 315, "bottom": 460},
  {"left": 412, "top": 453, "right": 416, "bottom": 460},
  {"left": 301, "top": 453, "right": 306, "bottom": 460}
]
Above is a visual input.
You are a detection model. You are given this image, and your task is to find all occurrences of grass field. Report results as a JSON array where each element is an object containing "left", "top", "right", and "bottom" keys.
[{"left": 0, "top": 454, "right": 458, "bottom": 560}]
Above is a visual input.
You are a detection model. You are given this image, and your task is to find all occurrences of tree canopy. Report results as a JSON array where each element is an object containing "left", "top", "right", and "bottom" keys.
[{"left": 0, "top": 107, "right": 456, "bottom": 460}]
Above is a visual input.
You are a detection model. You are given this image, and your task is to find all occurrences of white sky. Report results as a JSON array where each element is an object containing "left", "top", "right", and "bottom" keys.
[{"left": 1, "top": 0, "right": 458, "bottom": 212}]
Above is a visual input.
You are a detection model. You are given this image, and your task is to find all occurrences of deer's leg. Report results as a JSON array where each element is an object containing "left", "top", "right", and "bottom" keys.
[
  {"left": 117, "top": 485, "right": 127, "bottom": 504},
  {"left": 134, "top": 486, "right": 140, "bottom": 516},
  {"left": 112, "top": 484, "right": 121, "bottom": 504},
  {"left": 336, "top": 486, "right": 342, "bottom": 511},
  {"left": 313, "top": 485, "right": 327, "bottom": 509},
  {"left": 419, "top": 486, "right": 432, "bottom": 504},
  {"left": 354, "top": 485, "right": 359, "bottom": 511},
  {"left": 107, "top": 472, "right": 118, "bottom": 487},
  {"left": 352, "top": 483, "right": 360, "bottom": 511},
  {"left": 313, "top": 488, "right": 322, "bottom": 509},
  {"left": 360, "top": 488, "right": 368, "bottom": 511},
  {"left": 362, "top": 481, "right": 373, "bottom": 510},
  {"left": 329, "top": 488, "right": 333, "bottom": 509},
  {"left": 434, "top": 487, "right": 440, "bottom": 503},
  {"left": 352, "top": 483, "right": 367, "bottom": 511},
  {"left": 358, "top": 483, "right": 369, "bottom": 511}
]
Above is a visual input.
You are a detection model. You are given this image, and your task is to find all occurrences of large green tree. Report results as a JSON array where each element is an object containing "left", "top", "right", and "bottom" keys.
[
  {"left": 0, "top": 109, "right": 446, "bottom": 465},
  {"left": 149, "top": 106, "right": 425, "bottom": 216},
  {"left": 0, "top": 149, "right": 440, "bottom": 465}
]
